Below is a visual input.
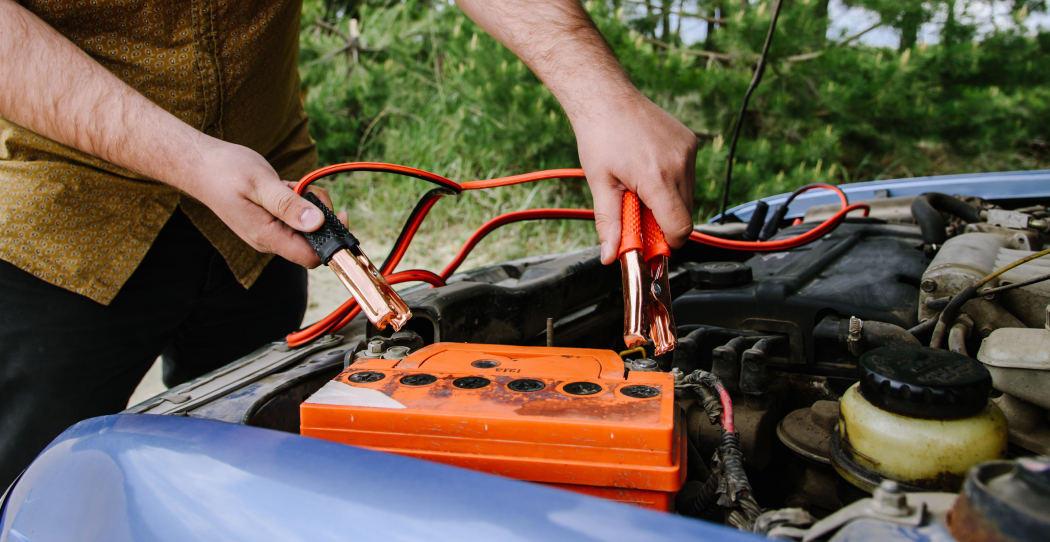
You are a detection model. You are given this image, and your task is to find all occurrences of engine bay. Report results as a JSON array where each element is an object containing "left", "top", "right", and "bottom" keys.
[{"left": 128, "top": 191, "right": 1050, "bottom": 541}]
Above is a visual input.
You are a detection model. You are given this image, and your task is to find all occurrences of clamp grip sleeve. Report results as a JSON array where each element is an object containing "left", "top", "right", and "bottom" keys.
[
  {"left": 301, "top": 192, "right": 360, "bottom": 264},
  {"left": 619, "top": 191, "right": 644, "bottom": 257},
  {"left": 641, "top": 204, "right": 671, "bottom": 262}
]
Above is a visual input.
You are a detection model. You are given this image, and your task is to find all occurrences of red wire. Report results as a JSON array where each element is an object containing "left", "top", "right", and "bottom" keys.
[
  {"left": 321, "top": 270, "right": 448, "bottom": 340},
  {"left": 440, "top": 209, "right": 594, "bottom": 279},
  {"left": 459, "top": 169, "right": 586, "bottom": 190},
  {"left": 794, "top": 183, "right": 848, "bottom": 208},
  {"left": 293, "top": 162, "right": 460, "bottom": 195},
  {"left": 689, "top": 202, "right": 870, "bottom": 251},
  {"left": 287, "top": 162, "right": 861, "bottom": 346},
  {"left": 713, "top": 379, "right": 736, "bottom": 433},
  {"left": 381, "top": 195, "right": 444, "bottom": 275}
]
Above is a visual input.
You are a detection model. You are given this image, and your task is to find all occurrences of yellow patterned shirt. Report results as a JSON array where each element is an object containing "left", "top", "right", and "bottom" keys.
[{"left": 0, "top": 0, "right": 317, "bottom": 304}]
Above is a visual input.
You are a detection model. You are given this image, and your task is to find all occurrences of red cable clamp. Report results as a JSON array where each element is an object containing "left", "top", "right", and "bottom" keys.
[{"left": 619, "top": 192, "right": 677, "bottom": 356}]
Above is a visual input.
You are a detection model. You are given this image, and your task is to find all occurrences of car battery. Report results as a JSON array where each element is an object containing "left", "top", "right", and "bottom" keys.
[{"left": 300, "top": 342, "right": 685, "bottom": 510}]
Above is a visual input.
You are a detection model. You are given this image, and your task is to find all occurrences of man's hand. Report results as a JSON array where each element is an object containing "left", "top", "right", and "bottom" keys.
[
  {"left": 181, "top": 139, "right": 352, "bottom": 268},
  {"left": 457, "top": 0, "right": 698, "bottom": 265},
  {"left": 574, "top": 92, "right": 696, "bottom": 264}
]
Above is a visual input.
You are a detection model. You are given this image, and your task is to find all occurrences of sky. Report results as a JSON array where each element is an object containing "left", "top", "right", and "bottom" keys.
[{"left": 666, "top": 0, "right": 1050, "bottom": 49}]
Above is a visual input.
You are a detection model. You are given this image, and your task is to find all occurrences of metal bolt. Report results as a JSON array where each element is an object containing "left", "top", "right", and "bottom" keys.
[
  {"left": 366, "top": 339, "right": 385, "bottom": 355},
  {"left": 921, "top": 279, "right": 937, "bottom": 292},
  {"left": 632, "top": 358, "right": 659, "bottom": 371},
  {"left": 980, "top": 325, "right": 995, "bottom": 338},
  {"left": 872, "top": 480, "right": 910, "bottom": 517},
  {"left": 382, "top": 345, "right": 411, "bottom": 360}
]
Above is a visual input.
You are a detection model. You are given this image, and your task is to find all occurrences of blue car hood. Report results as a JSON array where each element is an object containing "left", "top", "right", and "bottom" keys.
[{"left": 0, "top": 414, "right": 757, "bottom": 542}]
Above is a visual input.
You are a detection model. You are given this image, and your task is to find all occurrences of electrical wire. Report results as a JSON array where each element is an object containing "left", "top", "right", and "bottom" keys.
[
  {"left": 978, "top": 271, "right": 1050, "bottom": 297},
  {"left": 293, "top": 162, "right": 462, "bottom": 195},
  {"left": 930, "top": 246, "right": 1050, "bottom": 348},
  {"left": 786, "top": 183, "right": 848, "bottom": 208},
  {"left": 691, "top": 202, "right": 869, "bottom": 251},
  {"left": 440, "top": 209, "right": 594, "bottom": 279},
  {"left": 619, "top": 346, "right": 646, "bottom": 358},
  {"left": 718, "top": 0, "right": 784, "bottom": 224},
  {"left": 380, "top": 188, "right": 455, "bottom": 273},
  {"left": 975, "top": 247, "right": 1050, "bottom": 289}
]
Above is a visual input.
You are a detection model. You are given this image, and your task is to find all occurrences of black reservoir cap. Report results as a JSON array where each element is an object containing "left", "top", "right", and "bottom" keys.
[
  {"left": 690, "top": 261, "right": 753, "bottom": 288},
  {"left": 858, "top": 344, "right": 992, "bottom": 419}
]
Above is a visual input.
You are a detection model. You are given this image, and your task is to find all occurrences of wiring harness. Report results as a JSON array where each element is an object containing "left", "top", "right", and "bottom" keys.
[{"left": 286, "top": 162, "right": 870, "bottom": 347}]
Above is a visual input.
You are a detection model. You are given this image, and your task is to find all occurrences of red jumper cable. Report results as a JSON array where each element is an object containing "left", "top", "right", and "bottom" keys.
[{"left": 288, "top": 163, "right": 869, "bottom": 347}]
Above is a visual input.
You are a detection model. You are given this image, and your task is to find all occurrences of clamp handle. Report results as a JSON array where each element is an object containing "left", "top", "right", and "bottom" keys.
[
  {"left": 301, "top": 192, "right": 359, "bottom": 264},
  {"left": 641, "top": 206, "right": 671, "bottom": 262},
  {"left": 619, "top": 191, "right": 644, "bottom": 257}
]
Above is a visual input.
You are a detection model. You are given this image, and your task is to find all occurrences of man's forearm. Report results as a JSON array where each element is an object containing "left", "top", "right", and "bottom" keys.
[
  {"left": 456, "top": 0, "right": 698, "bottom": 260},
  {"left": 455, "top": 0, "right": 638, "bottom": 123},
  {"left": 0, "top": 0, "right": 334, "bottom": 268},
  {"left": 0, "top": 0, "right": 205, "bottom": 192}
]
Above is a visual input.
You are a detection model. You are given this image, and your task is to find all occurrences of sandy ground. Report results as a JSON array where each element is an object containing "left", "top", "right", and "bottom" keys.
[{"left": 126, "top": 267, "right": 349, "bottom": 407}]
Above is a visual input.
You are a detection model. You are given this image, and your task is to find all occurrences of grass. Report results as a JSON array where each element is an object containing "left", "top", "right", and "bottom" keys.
[{"left": 301, "top": 0, "right": 1050, "bottom": 274}]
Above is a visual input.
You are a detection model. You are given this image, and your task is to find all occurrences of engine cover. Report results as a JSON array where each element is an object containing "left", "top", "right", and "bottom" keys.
[
  {"left": 300, "top": 343, "right": 684, "bottom": 510},
  {"left": 674, "top": 222, "right": 929, "bottom": 363}
]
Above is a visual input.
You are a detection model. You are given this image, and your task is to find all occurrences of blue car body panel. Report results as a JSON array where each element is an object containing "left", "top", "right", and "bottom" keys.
[
  {"left": 712, "top": 170, "right": 1050, "bottom": 223},
  {"left": 0, "top": 415, "right": 759, "bottom": 542}
]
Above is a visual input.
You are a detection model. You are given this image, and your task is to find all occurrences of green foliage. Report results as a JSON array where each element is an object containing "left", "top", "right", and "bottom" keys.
[{"left": 299, "top": 0, "right": 1050, "bottom": 269}]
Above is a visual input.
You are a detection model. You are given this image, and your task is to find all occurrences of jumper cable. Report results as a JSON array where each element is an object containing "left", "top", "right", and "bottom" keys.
[{"left": 289, "top": 163, "right": 869, "bottom": 347}]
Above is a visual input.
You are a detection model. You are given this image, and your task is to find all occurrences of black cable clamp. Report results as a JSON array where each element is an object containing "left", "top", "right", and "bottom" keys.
[{"left": 301, "top": 192, "right": 360, "bottom": 264}]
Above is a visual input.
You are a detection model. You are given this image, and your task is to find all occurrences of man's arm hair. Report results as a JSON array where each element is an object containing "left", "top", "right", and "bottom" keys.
[
  {"left": 455, "top": 0, "right": 698, "bottom": 261},
  {"left": 0, "top": 0, "right": 205, "bottom": 192},
  {"left": 455, "top": 0, "right": 636, "bottom": 123},
  {"left": 0, "top": 0, "right": 337, "bottom": 268}
]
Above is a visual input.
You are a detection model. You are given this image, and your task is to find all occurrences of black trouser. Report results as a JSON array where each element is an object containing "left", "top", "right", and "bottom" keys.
[{"left": 0, "top": 208, "right": 307, "bottom": 489}]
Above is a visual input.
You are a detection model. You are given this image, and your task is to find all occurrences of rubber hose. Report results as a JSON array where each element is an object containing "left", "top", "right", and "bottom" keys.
[
  {"left": 908, "top": 313, "right": 940, "bottom": 337},
  {"left": 910, "top": 193, "right": 982, "bottom": 246},
  {"left": 930, "top": 285, "right": 977, "bottom": 348},
  {"left": 949, "top": 323, "right": 970, "bottom": 356},
  {"left": 743, "top": 201, "right": 769, "bottom": 241},
  {"left": 862, "top": 321, "right": 920, "bottom": 348}
]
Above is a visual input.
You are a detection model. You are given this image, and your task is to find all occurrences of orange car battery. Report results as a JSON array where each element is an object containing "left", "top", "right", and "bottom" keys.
[{"left": 300, "top": 342, "right": 685, "bottom": 510}]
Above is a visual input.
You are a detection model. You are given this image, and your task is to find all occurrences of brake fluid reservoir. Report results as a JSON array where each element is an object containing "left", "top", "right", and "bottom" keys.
[{"left": 833, "top": 345, "right": 1007, "bottom": 492}]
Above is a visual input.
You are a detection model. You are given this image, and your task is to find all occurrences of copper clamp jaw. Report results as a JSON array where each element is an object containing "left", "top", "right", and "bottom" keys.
[
  {"left": 302, "top": 193, "right": 411, "bottom": 331},
  {"left": 618, "top": 192, "right": 677, "bottom": 356}
]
